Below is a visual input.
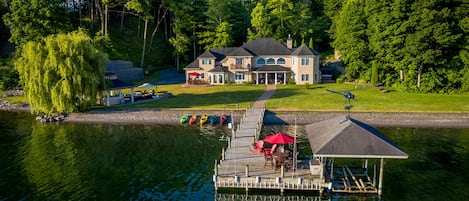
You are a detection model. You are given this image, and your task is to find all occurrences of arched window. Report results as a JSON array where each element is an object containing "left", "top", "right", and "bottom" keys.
[
  {"left": 256, "top": 58, "right": 265, "bottom": 65},
  {"left": 277, "top": 58, "right": 286, "bottom": 64},
  {"left": 266, "top": 58, "right": 275, "bottom": 64}
]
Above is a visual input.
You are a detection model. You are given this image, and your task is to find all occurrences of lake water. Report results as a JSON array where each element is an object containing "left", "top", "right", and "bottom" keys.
[{"left": 1, "top": 111, "right": 468, "bottom": 201}]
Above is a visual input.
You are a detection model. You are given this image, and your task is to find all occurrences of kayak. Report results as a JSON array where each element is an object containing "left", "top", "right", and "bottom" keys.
[
  {"left": 189, "top": 114, "right": 198, "bottom": 125},
  {"left": 200, "top": 115, "right": 208, "bottom": 126},
  {"left": 180, "top": 115, "right": 189, "bottom": 124}
]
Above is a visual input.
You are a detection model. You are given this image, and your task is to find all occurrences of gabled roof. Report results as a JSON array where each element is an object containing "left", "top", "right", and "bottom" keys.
[
  {"left": 184, "top": 60, "right": 200, "bottom": 70},
  {"left": 241, "top": 38, "right": 292, "bottom": 56},
  {"left": 256, "top": 65, "right": 291, "bottom": 72},
  {"left": 208, "top": 65, "right": 228, "bottom": 73},
  {"left": 198, "top": 51, "right": 217, "bottom": 59},
  {"left": 305, "top": 116, "right": 408, "bottom": 159},
  {"left": 291, "top": 44, "right": 319, "bottom": 56},
  {"left": 227, "top": 47, "right": 254, "bottom": 57}
]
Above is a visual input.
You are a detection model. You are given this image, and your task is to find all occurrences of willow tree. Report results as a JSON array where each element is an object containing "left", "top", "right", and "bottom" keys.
[{"left": 15, "top": 30, "right": 108, "bottom": 115}]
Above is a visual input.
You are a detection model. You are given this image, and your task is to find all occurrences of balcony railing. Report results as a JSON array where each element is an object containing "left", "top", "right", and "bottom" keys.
[{"left": 230, "top": 64, "right": 251, "bottom": 70}]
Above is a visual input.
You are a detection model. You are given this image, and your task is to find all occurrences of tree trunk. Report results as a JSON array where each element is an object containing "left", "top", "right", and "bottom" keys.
[
  {"left": 104, "top": 3, "right": 108, "bottom": 35},
  {"left": 417, "top": 65, "right": 423, "bottom": 89},
  {"left": 140, "top": 19, "right": 148, "bottom": 68},
  {"left": 148, "top": 7, "right": 168, "bottom": 53},
  {"left": 120, "top": 6, "right": 125, "bottom": 32},
  {"left": 95, "top": 0, "right": 104, "bottom": 35}
]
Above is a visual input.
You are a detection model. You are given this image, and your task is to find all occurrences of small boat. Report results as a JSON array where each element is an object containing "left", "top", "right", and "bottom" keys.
[
  {"left": 188, "top": 114, "right": 197, "bottom": 125},
  {"left": 180, "top": 115, "right": 189, "bottom": 124},
  {"left": 208, "top": 115, "right": 217, "bottom": 125},
  {"left": 200, "top": 115, "right": 208, "bottom": 126},
  {"left": 220, "top": 114, "right": 227, "bottom": 125}
]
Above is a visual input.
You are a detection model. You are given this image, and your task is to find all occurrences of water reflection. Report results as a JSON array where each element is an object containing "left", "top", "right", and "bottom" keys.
[
  {"left": 8, "top": 117, "right": 228, "bottom": 200},
  {"left": 1, "top": 111, "right": 469, "bottom": 200}
]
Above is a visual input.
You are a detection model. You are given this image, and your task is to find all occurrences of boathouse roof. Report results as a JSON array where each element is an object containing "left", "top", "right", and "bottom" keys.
[{"left": 305, "top": 116, "right": 408, "bottom": 159}]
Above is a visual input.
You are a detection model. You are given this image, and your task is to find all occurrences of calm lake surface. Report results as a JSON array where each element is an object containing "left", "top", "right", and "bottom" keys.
[{"left": 1, "top": 111, "right": 468, "bottom": 201}]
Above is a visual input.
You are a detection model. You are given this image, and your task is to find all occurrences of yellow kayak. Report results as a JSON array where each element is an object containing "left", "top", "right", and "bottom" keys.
[{"left": 200, "top": 115, "right": 208, "bottom": 126}]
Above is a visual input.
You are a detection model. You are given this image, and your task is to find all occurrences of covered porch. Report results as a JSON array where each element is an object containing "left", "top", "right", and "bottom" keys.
[
  {"left": 253, "top": 65, "right": 290, "bottom": 85},
  {"left": 305, "top": 116, "right": 409, "bottom": 196}
]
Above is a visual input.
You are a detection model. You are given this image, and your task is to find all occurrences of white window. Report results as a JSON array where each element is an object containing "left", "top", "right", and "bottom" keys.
[
  {"left": 235, "top": 58, "right": 243, "bottom": 65},
  {"left": 301, "top": 74, "right": 309, "bottom": 81},
  {"left": 202, "top": 59, "right": 211, "bottom": 65},
  {"left": 235, "top": 72, "right": 245, "bottom": 80},
  {"left": 277, "top": 58, "right": 286, "bottom": 64},
  {"left": 301, "top": 58, "right": 309, "bottom": 66}
]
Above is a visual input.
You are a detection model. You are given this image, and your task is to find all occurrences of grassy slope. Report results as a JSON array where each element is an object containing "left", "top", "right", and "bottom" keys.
[
  {"left": 111, "top": 83, "right": 469, "bottom": 112},
  {"left": 268, "top": 84, "right": 469, "bottom": 112}
]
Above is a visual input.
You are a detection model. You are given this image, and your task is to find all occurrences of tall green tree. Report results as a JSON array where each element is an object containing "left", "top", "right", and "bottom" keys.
[
  {"left": 203, "top": 0, "right": 248, "bottom": 46},
  {"left": 402, "top": 0, "right": 461, "bottom": 91},
  {"left": 15, "top": 30, "right": 108, "bottom": 114},
  {"left": 125, "top": 0, "right": 153, "bottom": 67},
  {"left": 198, "top": 21, "right": 233, "bottom": 50},
  {"left": 331, "top": 0, "right": 370, "bottom": 81},
  {"left": 3, "top": 0, "right": 72, "bottom": 46},
  {"left": 248, "top": 2, "right": 273, "bottom": 40}
]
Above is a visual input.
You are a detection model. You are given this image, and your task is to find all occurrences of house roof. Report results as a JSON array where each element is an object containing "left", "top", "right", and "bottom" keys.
[
  {"left": 305, "top": 116, "right": 408, "bottom": 159},
  {"left": 241, "top": 38, "right": 292, "bottom": 56},
  {"left": 291, "top": 44, "right": 319, "bottom": 56},
  {"left": 208, "top": 65, "right": 228, "bottom": 73},
  {"left": 184, "top": 60, "right": 200, "bottom": 70},
  {"left": 109, "top": 79, "right": 134, "bottom": 90},
  {"left": 198, "top": 51, "right": 217, "bottom": 59},
  {"left": 256, "top": 65, "right": 291, "bottom": 72},
  {"left": 227, "top": 47, "right": 254, "bottom": 57}
]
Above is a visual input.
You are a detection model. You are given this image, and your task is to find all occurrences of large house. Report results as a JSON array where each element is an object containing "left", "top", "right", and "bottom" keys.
[{"left": 184, "top": 37, "right": 321, "bottom": 85}]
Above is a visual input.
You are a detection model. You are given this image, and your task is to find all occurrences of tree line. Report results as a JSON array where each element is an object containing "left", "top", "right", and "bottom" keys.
[
  {"left": 0, "top": 0, "right": 468, "bottom": 114},
  {"left": 326, "top": 0, "right": 469, "bottom": 93}
]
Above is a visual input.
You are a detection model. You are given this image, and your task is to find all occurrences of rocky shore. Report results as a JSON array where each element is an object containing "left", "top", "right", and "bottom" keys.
[
  {"left": 2, "top": 100, "right": 468, "bottom": 128},
  {"left": 65, "top": 109, "right": 469, "bottom": 128}
]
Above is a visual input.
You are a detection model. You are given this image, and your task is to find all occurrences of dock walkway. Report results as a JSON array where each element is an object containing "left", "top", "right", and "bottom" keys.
[{"left": 214, "top": 85, "right": 328, "bottom": 193}]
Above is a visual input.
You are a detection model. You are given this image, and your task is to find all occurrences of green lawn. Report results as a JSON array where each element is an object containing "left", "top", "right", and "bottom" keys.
[
  {"left": 120, "top": 84, "right": 266, "bottom": 110},
  {"left": 3, "top": 83, "right": 468, "bottom": 112},
  {"left": 268, "top": 84, "right": 469, "bottom": 112}
]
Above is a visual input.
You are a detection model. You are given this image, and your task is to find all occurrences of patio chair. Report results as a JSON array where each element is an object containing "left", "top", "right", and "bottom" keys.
[
  {"left": 264, "top": 148, "right": 273, "bottom": 168},
  {"left": 252, "top": 140, "right": 264, "bottom": 154}
]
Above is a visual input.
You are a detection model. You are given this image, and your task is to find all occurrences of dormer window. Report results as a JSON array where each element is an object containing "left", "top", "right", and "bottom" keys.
[
  {"left": 202, "top": 59, "right": 212, "bottom": 65},
  {"left": 266, "top": 58, "right": 275, "bottom": 64},
  {"left": 277, "top": 58, "right": 286, "bottom": 64}
]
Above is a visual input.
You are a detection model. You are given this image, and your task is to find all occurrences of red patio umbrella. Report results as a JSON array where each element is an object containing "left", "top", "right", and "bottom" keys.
[
  {"left": 188, "top": 72, "right": 200, "bottom": 77},
  {"left": 263, "top": 133, "right": 294, "bottom": 144}
]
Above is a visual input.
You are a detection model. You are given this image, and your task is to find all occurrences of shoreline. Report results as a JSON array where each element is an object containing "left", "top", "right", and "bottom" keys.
[
  {"left": 2, "top": 101, "right": 468, "bottom": 128},
  {"left": 63, "top": 109, "right": 469, "bottom": 128}
]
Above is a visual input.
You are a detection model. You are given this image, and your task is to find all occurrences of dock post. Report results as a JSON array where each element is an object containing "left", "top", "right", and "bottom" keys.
[
  {"left": 245, "top": 165, "right": 249, "bottom": 177},
  {"left": 280, "top": 165, "right": 284, "bottom": 178},
  {"left": 378, "top": 158, "right": 385, "bottom": 197},
  {"left": 227, "top": 137, "right": 231, "bottom": 149},
  {"left": 214, "top": 160, "right": 218, "bottom": 176},
  {"left": 221, "top": 147, "right": 225, "bottom": 160}
]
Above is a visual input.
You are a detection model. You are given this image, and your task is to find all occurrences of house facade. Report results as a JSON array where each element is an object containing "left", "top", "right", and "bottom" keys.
[{"left": 184, "top": 37, "right": 321, "bottom": 85}]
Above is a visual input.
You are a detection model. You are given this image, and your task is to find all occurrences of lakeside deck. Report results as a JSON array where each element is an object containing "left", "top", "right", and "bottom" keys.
[{"left": 214, "top": 106, "right": 330, "bottom": 194}]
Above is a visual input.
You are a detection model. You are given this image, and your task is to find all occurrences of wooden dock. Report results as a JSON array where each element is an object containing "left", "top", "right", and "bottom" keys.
[{"left": 214, "top": 104, "right": 329, "bottom": 193}]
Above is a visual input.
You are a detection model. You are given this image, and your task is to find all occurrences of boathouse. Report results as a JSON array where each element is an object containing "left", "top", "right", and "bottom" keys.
[{"left": 305, "top": 116, "right": 409, "bottom": 196}]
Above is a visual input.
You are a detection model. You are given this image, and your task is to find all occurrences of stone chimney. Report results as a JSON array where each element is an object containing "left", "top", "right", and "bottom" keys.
[{"left": 287, "top": 34, "right": 293, "bottom": 49}]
